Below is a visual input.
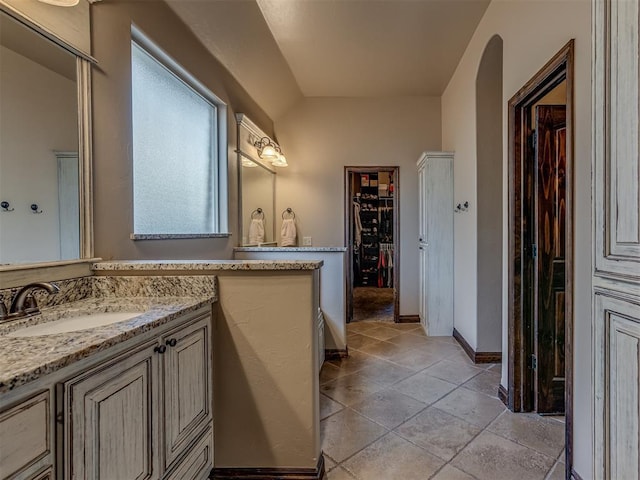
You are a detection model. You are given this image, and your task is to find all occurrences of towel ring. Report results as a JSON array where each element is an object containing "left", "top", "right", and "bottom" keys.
[
  {"left": 282, "top": 207, "right": 295, "bottom": 220},
  {"left": 251, "top": 208, "right": 264, "bottom": 220}
]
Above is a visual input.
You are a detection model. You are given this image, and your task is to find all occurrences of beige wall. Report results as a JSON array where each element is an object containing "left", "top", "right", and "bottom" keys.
[
  {"left": 91, "top": 1, "right": 274, "bottom": 261},
  {"left": 441, "top": 0, "right": 591, "bottom": 477},
  {"left": 274, "top": 96, "right": 442, "bottom": 316},
  {"left": 0, "top": 46, "right": 77, "bottom": 263}
]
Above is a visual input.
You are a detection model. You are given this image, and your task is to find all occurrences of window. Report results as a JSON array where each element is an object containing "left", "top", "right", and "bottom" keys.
[{"left": 131, "top": 30, "right": 228, "bottom": 238}]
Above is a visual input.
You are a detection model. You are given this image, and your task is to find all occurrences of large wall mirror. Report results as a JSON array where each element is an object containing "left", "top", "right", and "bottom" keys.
[
  {"left": 0, "top": 8, "right": 93, "bottom": 266},
  {"left": 236, "top": 114, "right": 276, "bottom": 246}
]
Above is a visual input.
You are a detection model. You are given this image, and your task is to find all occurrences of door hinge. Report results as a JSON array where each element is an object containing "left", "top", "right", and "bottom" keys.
[
  {"left": 530, "top": 354, "right": 537, "bottom": 370},
  {"left": 532, "top": 244, "right": 538, "bottom": 258}
]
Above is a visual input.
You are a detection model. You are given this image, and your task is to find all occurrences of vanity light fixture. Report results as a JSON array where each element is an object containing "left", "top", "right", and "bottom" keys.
[
  {"left": 253, "top": 136, "right": 288, "bottom": 167},
  {"left": 254, "top": 137, "right": 279, "bottom": 160},
  {"left": 37, "top": 0, "right": 80, "bottom": 6}
]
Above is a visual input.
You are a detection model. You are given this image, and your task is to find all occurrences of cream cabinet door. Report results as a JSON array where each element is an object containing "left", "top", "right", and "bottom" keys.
[
  {"left": 161, "top": 315, "right": 212, "bottom": 470},
  {"left": 62, "top": 342, "right": 159, "bottom": 480},
  {"left": 592, "top": 0, "right": 640, "bottom": 478}
]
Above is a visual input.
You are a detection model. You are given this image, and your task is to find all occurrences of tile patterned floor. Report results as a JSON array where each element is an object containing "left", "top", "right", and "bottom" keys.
[{"left": 321, "top": 321, "right": 566, "bottom": 480}]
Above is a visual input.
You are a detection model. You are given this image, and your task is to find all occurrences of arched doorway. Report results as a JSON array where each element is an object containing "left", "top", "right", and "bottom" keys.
[{"left": 475, "top": 35, "right": 504, "bottom": 355}]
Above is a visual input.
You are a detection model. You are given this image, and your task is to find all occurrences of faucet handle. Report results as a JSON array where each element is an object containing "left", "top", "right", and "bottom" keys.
[{"left": 24, "top": 295, "right": 38, "bottom": 313}]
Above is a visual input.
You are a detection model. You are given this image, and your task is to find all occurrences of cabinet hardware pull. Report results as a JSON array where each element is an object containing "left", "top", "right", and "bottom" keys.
[
  {"left": 166, "top": 338, "right": 177, "bottom": 347},
  {"left": 154, "top": 345, "right": 167, "bottom": 354}
]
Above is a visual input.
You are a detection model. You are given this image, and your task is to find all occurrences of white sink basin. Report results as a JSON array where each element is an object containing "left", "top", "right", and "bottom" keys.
[{"left": 7, "top": 312, "right": 141, "bottom": 337}]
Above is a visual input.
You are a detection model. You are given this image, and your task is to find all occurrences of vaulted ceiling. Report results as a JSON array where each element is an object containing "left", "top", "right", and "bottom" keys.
[{"left": 167, "top": 0, "right": 491, "bottom": 120}]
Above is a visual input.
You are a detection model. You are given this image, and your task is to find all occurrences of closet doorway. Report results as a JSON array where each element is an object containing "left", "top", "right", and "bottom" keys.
[{"left": 345, "top": 167, "right": 399, "bottom": 323}]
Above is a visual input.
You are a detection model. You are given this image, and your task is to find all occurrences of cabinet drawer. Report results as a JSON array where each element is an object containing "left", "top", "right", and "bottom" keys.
[
  {"left": 164, "top": 425, "right": 213, "bottom": 480},
  {"left": 0, "top": 391, "right": 50, "bottom": 480}
]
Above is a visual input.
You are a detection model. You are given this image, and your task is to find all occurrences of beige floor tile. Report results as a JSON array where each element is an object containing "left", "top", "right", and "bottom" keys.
[
  {"left": 487, "top": 411, "right": 565, "bottom": 458},
  {"left": 388, "top": 347, "right": 442, "bottom": 371},
  {"left": 422, "top": 341, "right": 464, "bottom": 358},
  {"left": 433, "top": 387, "right": 505, "bottom": 428},
  {"left": 351, "top": 360, "right": 415, "bottom": 386},
  {"left": 430, "top": 335, "right": 460, "bottom": 345},
  {"left": 545, "top": 462, "right": 566, "bottom": 480},
  {"left": 362, "top": 325, "right": 403, "bottom": 341},
  {"left": 320, "top": 371, "right": 386, "bottom": 406},
  {"left": 407, "top": 327, "right": 427, "bottom": 337},
  {"left": 431, "top": 465, "right": 477, "bottom": 480},
  {"left": 356, "top": 339, "right": 407, "bottom": 359},
  {"left": 424, "top": 359, "right": 484, "bottom": 385},
  {"left": 394, "top": 407, "right": 481, "bottom": 461},
  {"left": 390, "top": 323, "right": 422, "bottom": 331},
  {"left": 462, "top": 370, "right": 502, "bottom": 397},
  {"left": 445, "top": 349, "right": 476, "bottom": 366},
  {"left": 346, "top": 332, "right": 381, "bottom": 351},
  {"left": 342, "top": 433, "right": 445, "bottom": 480},
  {"left": 328, "top": 350, "right": 382, "bottom": 376},
  {"left": 394, "top": 371, "right": 458, "bottom": 405},
  {"left": 320, "top": 393, "right": 345, "bottom": 420},
  {"left": 321, "top": 362, "right": 345, "bottom": 384},
  {"left": 350, "top": 389, "right": 427, "bottom": 429},
  {"left": 386, "top": 332, "right": 431, "bottom": 348},
  {"left": 452, "top": 431, "right": 555, "bottom": 480},
  {"left": 320, "top": 409, "right": 387, "bottom": 463},
  {"left": 557, "top": 449, "right": 566, "bottom": 464},
  {"left": 347, "top": 322, "right": 380, "bottom": 333},
  {"left": 325, "top": 466, "right": 357, "bottom": 480},
  {"left": 323, "top": 454, "right": 337, "bottom": 472}
]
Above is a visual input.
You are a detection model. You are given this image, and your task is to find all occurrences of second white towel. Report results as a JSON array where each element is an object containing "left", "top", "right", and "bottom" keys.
[{"left": 280, "top": 218, "right": 297, "bottom": 247}]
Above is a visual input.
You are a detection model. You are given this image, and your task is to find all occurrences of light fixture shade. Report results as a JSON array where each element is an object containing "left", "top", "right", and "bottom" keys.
[
  {"left": 38, "top": 0, "right": 80, "bottom": 6},
  {"left": 241, "top": 158, "right": 258, "bottom": 168},
  {"left": 260, "top": 144, "right": 278, "bottom": 160},
  {"left": 272, "top": 154, "right": 288, "bottom": 167}
]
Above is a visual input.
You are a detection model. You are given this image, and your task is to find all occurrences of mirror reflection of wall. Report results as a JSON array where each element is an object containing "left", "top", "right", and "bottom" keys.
[
  {"left": 241, "top": 158, "right": 275, "bottom": 245},
  {"left": 0, "top": 12, "right": 79, "bottom": 264}
]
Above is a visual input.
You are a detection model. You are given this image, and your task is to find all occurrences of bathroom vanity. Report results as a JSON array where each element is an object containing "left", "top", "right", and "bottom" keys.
[
  {"left": 0, "top": 260, "right": 326, "bottom": 479},
  {"left": 0, "top": 275, "right": 216, "bottom": 480}
]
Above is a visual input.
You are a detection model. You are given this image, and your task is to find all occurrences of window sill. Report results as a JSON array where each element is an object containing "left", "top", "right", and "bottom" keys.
[{"left": 130, "top": 233, "right": 232, "bottom": 241}]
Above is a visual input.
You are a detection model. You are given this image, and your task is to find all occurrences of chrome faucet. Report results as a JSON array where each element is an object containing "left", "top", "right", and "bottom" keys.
[{"left": 0, "top": 282, "right": 59, "bottom": 322}]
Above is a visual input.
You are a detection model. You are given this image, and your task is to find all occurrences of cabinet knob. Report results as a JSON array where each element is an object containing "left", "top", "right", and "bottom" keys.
[
  {"left": 154, "top": 345, "right": 167, "bottom": 354},
  {"left": 166, "top": 338, "right": 177, "bottom": 347}
]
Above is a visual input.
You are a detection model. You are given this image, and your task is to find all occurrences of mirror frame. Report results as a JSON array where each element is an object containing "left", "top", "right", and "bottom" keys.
[{"left": 0, "top": 4, "right": 95, "bottom": 280}]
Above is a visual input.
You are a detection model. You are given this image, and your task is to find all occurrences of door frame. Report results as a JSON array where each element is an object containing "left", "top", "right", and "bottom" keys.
[
  {"left": 507, "top": 40, "right": 574, "bottom": 467},
  {"left": 344, "top": 166, "right": 400, "bottom": 323}
]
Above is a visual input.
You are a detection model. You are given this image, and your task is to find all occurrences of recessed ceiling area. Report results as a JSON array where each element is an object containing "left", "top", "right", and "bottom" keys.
[
  {"left": 256, "top": 0, "right": 491, "bottom": 97},
  {"left": 167, "top": 0, "right": 491, "bottom": 118}
]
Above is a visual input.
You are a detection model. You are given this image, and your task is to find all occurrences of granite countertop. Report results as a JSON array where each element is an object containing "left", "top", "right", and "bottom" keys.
[
  {"left": 234, "top": 247, "right": 347, "bottom": 253},
  {"left": 0, "top": 275, "right": 217, "bottom": 394},
  {"left": 93, "top": 259, "right": 323, "bottom": 271}
]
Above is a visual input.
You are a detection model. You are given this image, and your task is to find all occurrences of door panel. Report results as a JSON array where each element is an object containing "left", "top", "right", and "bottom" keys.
[
  {"left": 594, "top": 0, "right": 640, "bottom": 279},
  {"left": 162, "top": 316, "right": 212, "bottom": 470},
  {"left": 63, "top": 344, "right": 157, "bottom": 480},
  {"left": 535, "top": 105, "right": 566, "bottom": 413},
  {"left": 593, "top": 0, "right": 640, "bottom": 476}
]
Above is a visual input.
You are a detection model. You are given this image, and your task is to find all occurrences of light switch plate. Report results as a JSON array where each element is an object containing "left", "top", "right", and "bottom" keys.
[{"left": 302, "top": 236, "right": 312, "bottom": 246}]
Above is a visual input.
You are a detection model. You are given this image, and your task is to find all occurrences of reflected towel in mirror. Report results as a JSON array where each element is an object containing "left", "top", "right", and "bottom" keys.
[{"left": 249, "top": 218, "right": 265, "bottom": 244}]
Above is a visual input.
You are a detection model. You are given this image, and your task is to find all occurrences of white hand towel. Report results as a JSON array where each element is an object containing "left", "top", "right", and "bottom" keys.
[
  {"left": 248, "top": 218, "right": 265, "bottom": 244},
  {"left": 280, "top": 218, "right": 297, "bottom": 247}
]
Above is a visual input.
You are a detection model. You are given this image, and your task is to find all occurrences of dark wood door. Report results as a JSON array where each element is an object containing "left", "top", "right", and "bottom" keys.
[{"left": 534, "top": 105, "right": 566, "bottom": 414}]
